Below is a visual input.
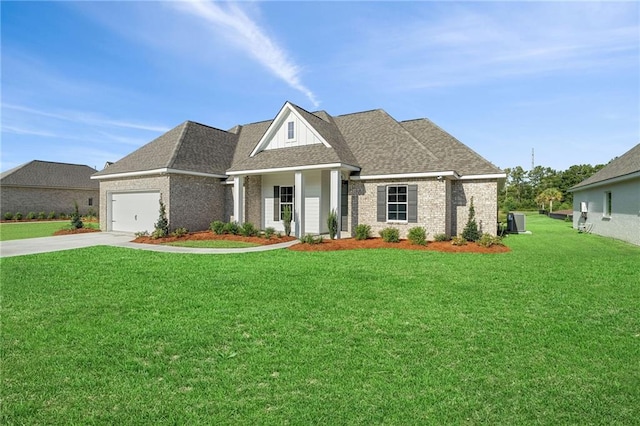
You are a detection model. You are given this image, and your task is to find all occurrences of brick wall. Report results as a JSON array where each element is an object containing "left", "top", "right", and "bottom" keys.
[
  {"left": 451, "top": 180, "right": 499, "bottom": 236},
  {"left": 169, "top": 175, "right": 228, "bottom": 232},
  {"left": 1, "top": 186, "right": 99, "bottom": 217},
  {"left": 350, "top": 177, "right": 498, "bottom": 239},
  {"left": 244, "top": 175, "right": 262, "bottom": 228}
]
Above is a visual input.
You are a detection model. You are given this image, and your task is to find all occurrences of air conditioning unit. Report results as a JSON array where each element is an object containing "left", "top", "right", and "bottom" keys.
[{"left": 507, "top": 212, "right": 526, "bottom": 233}]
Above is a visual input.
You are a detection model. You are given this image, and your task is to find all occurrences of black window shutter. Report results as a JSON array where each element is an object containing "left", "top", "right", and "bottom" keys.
[
  {"left": 377, "top": 186, "right": 386, "bottom": 222},
  {"left": 408, "top": 185, "right": 418, "bottom": 223},
  {"left": 273, "top": 186, "right": 280, "bottom": 221}
]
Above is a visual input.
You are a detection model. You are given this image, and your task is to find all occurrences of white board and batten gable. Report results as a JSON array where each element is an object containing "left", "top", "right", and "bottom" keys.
[{"left": 250, "top": 102, "right": 331, "bottom": 157}]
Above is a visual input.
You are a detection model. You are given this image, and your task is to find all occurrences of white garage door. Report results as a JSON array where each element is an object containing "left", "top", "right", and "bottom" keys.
[{"left": 111, "top": 192, "right": 160, "bottom": 233}]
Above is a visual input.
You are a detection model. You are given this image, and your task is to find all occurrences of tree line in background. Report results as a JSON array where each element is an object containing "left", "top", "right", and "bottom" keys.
[{"left": 499, "top": 163, "right": 605, "bottom": 212}]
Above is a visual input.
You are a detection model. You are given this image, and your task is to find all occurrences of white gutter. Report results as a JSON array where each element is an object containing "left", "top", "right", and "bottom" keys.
[
  {"left": 568, "top": 171, "right": 640, "bottom": 192},
  {"left": 459, "top": 173, "right": 507, "bottom": 180},
  {"left": 227, "top": 163, "right": 360, "bottom": 176},
  {"left": 350, "top": 171, "right": 460, "bottom": 181},
  {"left": 91, "top": 168, "right": 228, "bottom": 180}
]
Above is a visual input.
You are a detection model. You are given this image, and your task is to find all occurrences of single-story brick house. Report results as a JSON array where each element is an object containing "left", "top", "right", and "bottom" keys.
[
  {"left": 569, "top": 143, "right": 640, "bottom": 246},
  {"left": 92, "top": 102, "right": 505, "bottom": 238},
  {"left": 1, "top": 160, "right": 99, "bottom": 217}
]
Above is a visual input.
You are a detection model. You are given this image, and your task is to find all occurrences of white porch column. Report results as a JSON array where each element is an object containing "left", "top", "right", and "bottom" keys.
[
  {"left": 233, "top": 176, "right": 244, "bottom": 224},
  {"left": 330, "top": 168, "right": 341, "bottom": 239},
  {"left": 294, "top": 171, "right": 305, "bottom": 238}
]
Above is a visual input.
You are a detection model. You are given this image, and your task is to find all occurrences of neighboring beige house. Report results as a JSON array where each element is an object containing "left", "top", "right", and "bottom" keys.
[
  {"left": 1, "top": 160, "right": 99, "bottom": 217},
  {"left": 569, "top": 143, "right": 640, "bottom": 246},
  {"left": 93, "top": 102, "right": 505, "bottom": 238}
]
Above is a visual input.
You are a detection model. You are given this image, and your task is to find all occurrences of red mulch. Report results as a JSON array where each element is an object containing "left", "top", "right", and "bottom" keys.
[
  {"left": 53, "top": 228, "right": 101, "bottom": 236},
  {"left": 132, "top": 231, "right": 509, "bottom": 253},
  {"left": 132, "top": 231, "right": 297, "bottom": 246},
  {"left": 289, "top": 238, "right": 510, "bottom": 253}
]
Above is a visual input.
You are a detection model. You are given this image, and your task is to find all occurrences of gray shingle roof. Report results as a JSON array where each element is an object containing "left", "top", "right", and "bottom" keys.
[
  {"left": 93, "top": 121, "right": 237, "bottom": 177},
  {"left": 571, "top": 143, "right": 640, "bottom": 190},
  {"left": 0, "top": 160, "right": 98, "bottom": 189}
]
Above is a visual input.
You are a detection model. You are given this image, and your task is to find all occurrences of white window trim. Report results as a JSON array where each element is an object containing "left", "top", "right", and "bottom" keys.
[
  {"left": 280, "top": 185, "right": 294, "bottom": 221},
  {"left": 286, "top": 121, "right": 295, "bottom": 141},
  {"left": 603, "top": 191, "right": 612, "bottom": 218},
  {"left": 387, "top": 185, "right": 408, "bottom": 223}
]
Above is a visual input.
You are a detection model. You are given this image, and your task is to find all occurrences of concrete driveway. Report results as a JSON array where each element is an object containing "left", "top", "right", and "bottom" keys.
[{"left": 0, "top": 232, "right": 134, "bottom": 258}]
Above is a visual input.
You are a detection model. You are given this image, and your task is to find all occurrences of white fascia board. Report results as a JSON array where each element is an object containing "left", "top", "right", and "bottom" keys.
[
  {"left": 227, "top": 163, "right": 360, "bottom": 176},
  {"left": 459, "top": 173, "right": 507, "bottom": 180},
  {"left": 568, "top": 171, "right": 640, "bottom": 192},
  {"left": 91, "top": 168, "right": 227, "bottom": 180},
  {"left": 351, "top": 171, "right": 459, "bottom": 181},
  {"left": 249, "top": 102, "right": 331, "bottom": 157}
]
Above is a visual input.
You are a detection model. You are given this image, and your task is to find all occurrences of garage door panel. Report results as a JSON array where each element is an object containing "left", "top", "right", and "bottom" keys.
[{"left": 111, "top": 192, "right": 160, "bottom": 233}]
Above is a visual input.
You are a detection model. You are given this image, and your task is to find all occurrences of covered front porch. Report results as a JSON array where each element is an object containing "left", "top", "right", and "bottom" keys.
[{"left": 229, "top": 166, "right": 356, "bottom": 238}]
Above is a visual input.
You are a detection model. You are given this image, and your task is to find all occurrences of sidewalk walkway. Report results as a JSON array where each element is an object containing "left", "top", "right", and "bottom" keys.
[{"left": 0, "top": 233, "right": 298, "bottom": 258}]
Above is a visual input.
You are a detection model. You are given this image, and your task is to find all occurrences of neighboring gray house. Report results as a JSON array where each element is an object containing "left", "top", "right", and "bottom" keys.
[
  {"left": 93, "top": 102, "right": 505, "bottom": 238},
  {"left": 569, "top": 143, "right": 640, "bottom": 246},
  {"left": 1, "top": 160, "right": 99, "bottom": 217}
]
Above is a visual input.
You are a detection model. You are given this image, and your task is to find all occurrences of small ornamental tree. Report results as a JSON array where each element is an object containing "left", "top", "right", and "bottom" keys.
[
  {"left": 70, "top": 201, "right": 84, "bottom": 229},
  {"left": 153, "top": 197, "right": 169, "bottom": 238},
  {"left": 327, "top": 209, "right": 338, "bottom": 239},
  {"left": 461, "top": 197, "right": 480, "bottom": 242},
  {"left": 283, "top": 205, "right": 292, "bottom": 237}
]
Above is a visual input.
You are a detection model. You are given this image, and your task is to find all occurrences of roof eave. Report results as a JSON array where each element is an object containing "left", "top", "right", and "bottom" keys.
[
  {"left": 568, "top": 170, "right": 640, "bottom": 192},
  {"left": 91, "top": 168, "right": 228, "bottom": 180}
]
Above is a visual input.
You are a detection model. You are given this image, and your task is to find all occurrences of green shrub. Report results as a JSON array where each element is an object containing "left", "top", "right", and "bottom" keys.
[
  {"left": 301, "top": 234, "right": 324, "bottom": 244},
  {"left": 264, "top": 227, "right": 276, "bottom": 239},
  {"left": 134, "top": 230, "right": 149, "bottom": 238},
  {"left": 153, "top": 198, "right": 169, "bottom": 238},
  {"left": 462, "top": 197, "right": 480, "bottom": 242},
  {"left": 37, "top": 211, "right": 46, "bottom": 220},
  {"left": 26, "top": 212, "right": 37, "bottom": 220},
  {"left": 70, "top": 202, "right": 83, "bottom": 229},
  {"left": 240, "top": 222, "right": 258, "bottom": 237},
  {"left": 408, "top": 226, "right": 427, "bottom": 246},
  {"left": 210, "top": 220, "right": 225, "bottom": 235},
  {"left": 380, "top": 227, "right": 400, "bottom": 243},
  {"left": 223, "top": 221, "right": 239, "bottom": 235},
  {"left": 354, "top": 224, "right": 371, "bottom": 240},
  {"left": 171, "top": 227, "right": 189, "bottom": 238},
  {"left": 47, "top": 211, "right": 56, "bottom": 220},
  {"left": 4, "top": 212, "right": 14, "bottom": 220},
  {"left": 327, "top": 209, "right": 338, "bottom": 240},
  {"left": 283, "top": 205, "right": 292, "bottom": 237},
  {"left": 477, "top": 233, "right": 505, "bottom": 248},
  {"left": 86, "top": 208, "right": 97, "bottom": 219},
  {"left": 58, "top": 213, "right": 67, "bottom": 220},
  {"left": 15, "top": 212, "right": 23, "bottom": 220},
  {"left": 451, "top": 236, "right": 467, "bottom": 246},
  {"left": 433, "top": 233, "right": 451, "bottom": 242}
]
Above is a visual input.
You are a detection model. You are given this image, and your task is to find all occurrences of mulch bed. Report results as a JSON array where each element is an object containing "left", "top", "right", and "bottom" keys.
[
  {"left": 132, "top": 231, "right": 509, "bottom": 253},
  {"left": 288, "top": 238, "right": 510, "bottom": 253},
  {"left": 133, "top": 231, "right": 296, "bottom": 246},
  {"left": 53, "top": 228, "right": 102, "bottom": 236}
]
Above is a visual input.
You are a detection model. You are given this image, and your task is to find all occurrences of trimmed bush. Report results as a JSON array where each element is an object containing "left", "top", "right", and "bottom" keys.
[
  {"left": 301, "top": 234, "right": 323, "bottom": 244},
  {"left": 223, "top": 221, "right": 239, "bottom": 235},
  {"left": 462, "top": 197, "right": 481, "bottom": 242},
  {"left": 37, "top": 212, "right": 46, "bottom": 220},
  {"left": 151, "top": 228, "right": 167, "bottom": 239},
  {"left": 210, "top": 220, "right": 225, "bottom": 235},
  {"left": 15, "top": 212, "right": 23, "bottom": 220},
  {"left": 26, "top": 212, "right": 37, "bottom": 220},
  {"left": 240, "top": 222, "right": 258, "bottom": 237},
  {"left": 47, "top": 211, "right": 56, "bottom": 220},
  {"left": 153, "top": 198, "right": 169, "bottom": 238},
  {"left": 264, "top": 227, "right": 276, "bottom": 240},
  {"left": 283, "top": 205, "right": 292, "bottom": 237},
  {"left": 134, "top": 230, "right": 149, "bottom": 238},
  {"left": 4, "top": 212, "right": 14, "bottom": 220},
  {"left": 354, "top": 224, "right": 371, "bottom": 240},
  {"left": 59, "top": 213, "right": 67, "bottom": 220},
  {"left": 451, "top": 236, "right": 467, "bottom": 246},
  {"left": 327, "top": 209, "right": 338, "bottom": 240},
  {"left": 171, "top": 227, "right": 189, "bottom": 238},
  {"left": 477, "top": 233, "right": 505, "bottom": 248},
  {"left": 433, "top": 233, "right": 451, "bottom": 242},
  {"left": 70, "top": 202, "right": 83, "bottom": 229},
  {"left": 380, "top": 227, "right": 400, "bottom": 243},
  {"left": 408, "top": 226, "right": 427, "bottom": 246}
]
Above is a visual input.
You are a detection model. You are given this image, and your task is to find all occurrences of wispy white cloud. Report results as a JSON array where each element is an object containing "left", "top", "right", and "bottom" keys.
[
  {"left": 3, "top": 104, "right": 170, "bottom": 133},
  {"left": 169, "top": 0, "right": 319, "bottom": 107}
]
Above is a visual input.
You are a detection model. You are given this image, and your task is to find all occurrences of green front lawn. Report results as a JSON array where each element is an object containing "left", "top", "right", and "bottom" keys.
[
  {"left": 2, "top": 215, "right": 638, "bottom": 424},
  {"left": 0, "top": 221, "right": 100, "bottom": 241}
]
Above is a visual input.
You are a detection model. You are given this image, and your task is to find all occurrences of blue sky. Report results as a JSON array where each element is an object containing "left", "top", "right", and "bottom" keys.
[{"left": 2, "top": 1, "right": 638, "bottom": 173}]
